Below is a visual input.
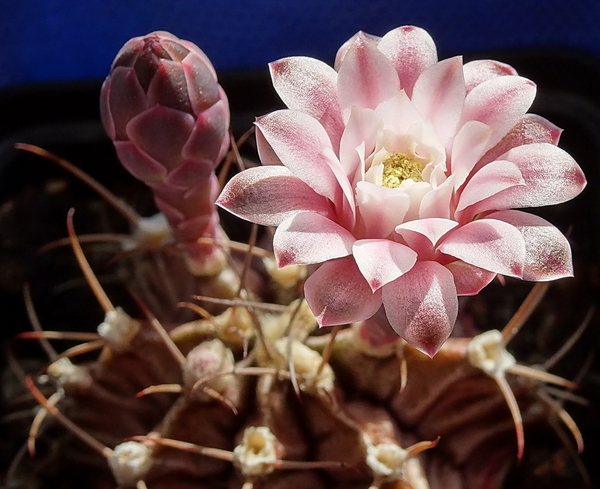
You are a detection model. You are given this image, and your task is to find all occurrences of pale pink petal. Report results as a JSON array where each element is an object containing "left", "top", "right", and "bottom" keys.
[
  {"left": 376, "top": 90, "right": 426, "bottom": 137},
  {"left": 254, "top": 125, "right": 283, "bottom": 166},
  {"left": 478, "top": 113, "right": 563, "bottom": 167},
  {"left": 487, "top": 210, "right": 574, "bottom": 280},
  {"left": 255, "top": 110, "right": 344, "bottom": 200},
  {"left": 339, "top": 106, "right": 381, "bottom": 181},
  {"left": 394, "top": 218, "right": 458, "bottom": 262},
  {"left": 411, "top": 56, "right": 466, "bottom": 147},
  {"left": 377, "top": 25, "right": 438, "bottom": 97},
  {"left": 393, "top": 228, "right": 435, "bottom": 261},
  {"left": 467, "top": 143, "right": 587, "bottom": 214},
  {"left": 273, "top": 213, "right": 355, "bottom": 267},
  {"left": 456, "top": 160, "right": 524, "bottom": 212},
  {"left": 396, "top": 218, "right": 458, "bottom": 246},
  {"left": 437, "top": 219, "right": 525, "bottom": 277},
  {"left": 418, "top": 179, "right": 454, "bottom": 220},
  {"left": 353, "top": 239, "right": 417, "bottom": 291},
  {"left": 305, "top": 257, "right": 382, "bottom": 326},
  {"left": 460, "top": 75, "right": 536, "bottom": 151},
  {"left": 445, "top": 260, "right": 496, "bottom": 295},
  {"left": 400, "top": 181, "right": 432, "bottom": 222},
  {"left": 382, "top": 261, "right": 457, "bottom": 357},
  {"left": 216, "top": 166, "right": 333, "bottom": 226},
  {"left": 321, "top": 145, "right": 357, "bottom": 229},
  {"left": 337, "top": 33, "right": 400, "bottom": 113},
  {"left": 463, "top": 59, "right": 517, "bottom": 93},
  {"left": 269, "top": 57, "right": 345, "bottom": 150},
  {"left": 334, "top": 31, "right": 381, "bottom": 71},
  {"left": 450, "top": 120, "right": 492, "bottom": 187},
  {"left": 355, "top": 181, "right": 410, "bottom": 238}
]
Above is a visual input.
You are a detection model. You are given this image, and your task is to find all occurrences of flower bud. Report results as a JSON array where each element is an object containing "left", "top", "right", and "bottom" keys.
[{"left": 100, "top": 31, "right": 230, "bottom": 275}]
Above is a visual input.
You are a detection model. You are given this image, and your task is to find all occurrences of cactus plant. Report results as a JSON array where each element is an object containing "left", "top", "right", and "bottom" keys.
[{"left": 1, "top": 26, "right": 594, "bottom": 489}]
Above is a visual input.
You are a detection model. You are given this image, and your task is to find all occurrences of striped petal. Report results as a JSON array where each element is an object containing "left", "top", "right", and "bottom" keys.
[
  {"left": 217, "top": 166, "right": 333, "bottom": 226},
  {"left": 270, "top": 56, "right": 344, "bottom": 150},
  {"left": 353, "top": 239, "right": 417, "bottom": 291},
  {"left": 487, "top": 210, "right": 574, "bottom": 281},
  {"left": 273, "top": 213, "right": 355, "bottom": 267},
  {"left": 438, "top": 219, "right": 526, "bottom": 277},
  {"left": 382, "top": 260, "right": 457, "bottom": 357},
  {"left": 305, "top": 257, "right": 382, "bottom": 327}
]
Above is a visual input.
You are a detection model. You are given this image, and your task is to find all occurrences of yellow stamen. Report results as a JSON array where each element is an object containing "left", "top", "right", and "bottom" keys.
[{"left": 381, "top": 152, "right": 424, "bottom": 188}]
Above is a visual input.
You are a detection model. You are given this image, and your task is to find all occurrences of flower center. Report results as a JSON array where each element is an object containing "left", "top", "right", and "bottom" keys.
[{"left": 380, "top": 152, "right": 424, "bottom": 188}]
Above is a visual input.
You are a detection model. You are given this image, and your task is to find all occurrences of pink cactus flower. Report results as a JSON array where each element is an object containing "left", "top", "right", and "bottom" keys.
[{"left": 217, "top": 26, "right": 586, "bottom": 356}]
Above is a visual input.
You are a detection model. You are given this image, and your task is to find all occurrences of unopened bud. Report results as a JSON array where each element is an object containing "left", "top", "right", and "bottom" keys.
[{"left": 100, "top": 31, "right": 230, "bottom": 275}]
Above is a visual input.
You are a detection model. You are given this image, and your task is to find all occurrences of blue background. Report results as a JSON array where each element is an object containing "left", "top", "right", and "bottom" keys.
[{"left": 1, "top": 0, "right": 600, "bottom": 88}]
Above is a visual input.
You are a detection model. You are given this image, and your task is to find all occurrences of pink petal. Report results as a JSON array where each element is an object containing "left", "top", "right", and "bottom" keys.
[
  {"left": 355, "top": 181, "right": 410, "bottom": 238},
  {"left": 151, "top": 176, "right": 216, "bottom": 218},
  {"left": 174, "top": 214, "right": 212, "bottom": 242},
  {"left": 478, "top": 113, "right": 563, "bottom": 167},
  {"left": 418, "top": 179, "right": 455, "bottom": 220},
  {"left": 181, "top": 52, "right": 222, "bottom": 114},
  {"left": 305, "top": 257, "right": 382, "bottom": 327},
  {"left": 182, "top": 98, "right": 230, "bottom": 165},
  {"left": 411, "top": 56, "right": 466, "bottom": 147},
  {"left": 377, "top": 25, "right": 438, "bottom": 97},
  {"left": 99, "top": 79, "right": 116, "bottom": 140},
  {"left": 254, "top": 124, "right": 284, "bottom": 166},
  {"left": 216, "top": 166, "right": 333, "bottom": 226},
  {"left": 337, "top": 33, "right": 400, "bottom": 113},
  {"left": 255, "top": 110, "right": 343, "bottom": 201},
  {"left": 396, "top": 218, "right": 458, "bottom": 246},
  {"left": 269, "top": 57, "right": 345, "bottom": 151},
  {"left": 358, "top": 306, "right": 401, "bottom": 347},
  {"left": 456, "top": 159, "right": 524, "bottom": 212},
  {"left": 273, "top": 213, "right": 355, "bottom": 267},
  {"left": 334, "top": 31, "right": 381, "bottom": 71},
  {"left": 114, "top": 141, "right": 167, "bottom": 183},
  {"left": 487, "top": 210, "right": 574, "bottom": 280},
  {"left": 146, "top": 59, "right": 194, "bottom": 111},
  {"left": 339, "top": 106, "right": 381, "bottom": 182},
  {"left": 382, "top": 260, "right": 457, "bottom": 357},
  {"left": 445, "top": 260, "right": 496, "bottom": 295},
  {"left": 353, "top": 239, "right": 417, "bottom": 291},
  {"left": 126, "top": 105, "right": 195, "bottom": 172},
  {"left": 463, "top": 59, "right": 517, "bottom": 93},
  {"left": 468, "top": 143, "right": 587, "bottom": 214},
  {"left": 460, "top": 75, "right": 536, "bottom": 151},
  {"left": 394, "top": 218, "right": 457, "bottom": 262},
  {"left": 450, "top": 120, "right": 492, "bottom": 188},
  {"left": 154, "top": 194, "right": 184, "bottom": 224},
  {"left": 437, "top": 219, "right": 525, "bottom": 277},
  {"left": 101, "top": 66, "right": 148, "bottom": 141},
  {"left": 376, "top": 90, "right": 426, "bottom": 137},
  {"left": 322, "top": 145, "right": 357, "bottom": 229},
  {"left": 165, "top": 160, "right": 213, "bottom": 188}
]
